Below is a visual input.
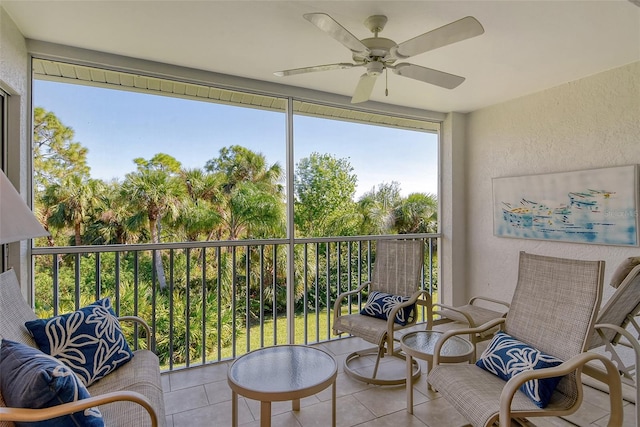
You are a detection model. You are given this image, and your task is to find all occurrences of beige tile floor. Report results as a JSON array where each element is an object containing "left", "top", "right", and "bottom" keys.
[{"left": 161, "top": 329, "right": 636, "bottom": 427}]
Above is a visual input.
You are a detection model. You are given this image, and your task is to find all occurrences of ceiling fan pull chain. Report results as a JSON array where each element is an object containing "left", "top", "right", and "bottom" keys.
[{"left": 385, "top": 68, "right": 389, "bottom": 97}]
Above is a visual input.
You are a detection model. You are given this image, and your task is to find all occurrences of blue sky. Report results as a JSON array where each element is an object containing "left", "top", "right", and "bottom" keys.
[{"left": 33, "top": 80, "right": 438, "bottom": 198}]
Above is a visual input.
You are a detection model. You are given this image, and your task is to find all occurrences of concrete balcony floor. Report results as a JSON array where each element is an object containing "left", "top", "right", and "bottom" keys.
[{"left": 161, "top": 324, "right": 636, "bottom": 427}]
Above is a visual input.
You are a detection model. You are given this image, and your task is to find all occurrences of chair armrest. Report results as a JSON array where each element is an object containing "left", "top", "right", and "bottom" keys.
[
  {"left": 432, "top": 318, "right": 506, "bottom": 365},
  {"left": 433, "top": 303, "right": 476, "bottom": 326},
  {"left": 0, "top": 390, "right": 159, "bottom": 427},
  {"left": 499, "top": 352, "right": 623, "bottom": 427},
  {"left": 118, "top": 315, "right": 153, "bottom": 349},
  {"left": 385, "top": 290, "right": 432, "bottom": 350},
  {"left": 468, "top": 296, "right": 510, "bottom": 309},
  {"left": 434, "top": 297, "right": 509, "bottom": 326},
  {"left": 332, "top": 281, "right": 371, "bottom": 332},
  {"left": 585, "top": 322, "right": 640, "bottom": 423}
]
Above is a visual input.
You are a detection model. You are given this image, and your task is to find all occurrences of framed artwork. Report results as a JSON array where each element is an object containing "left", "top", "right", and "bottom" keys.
[{"left": 493, "top": 165, "right": 638, "bottom": 246}]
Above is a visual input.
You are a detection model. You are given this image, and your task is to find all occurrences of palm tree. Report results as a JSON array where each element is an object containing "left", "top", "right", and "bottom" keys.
[
  {"left": 393, "top": 193, "right": 438, "bottom": 234},
  {"left": 205, "top": 146, "right": 285, "bottom": 240},
  {"left": 173, "top": 168, "right": 225, "bottom": 241},
  {"left": 356, "top": 182, "right": 403, "bottom": 234},
  {"left": 43, "top": 175, "right": 103, "bottom": 246},
  {"left": 121, "top": 154, "right": 186, "bottom": 289},
  {"left": 221, "top": 181, "right": 284, "bottom": 240},
  {"left": 205, "top": 145, "right": 283, "bottom": 196},
  {"left": 87, "top": 181, "right": 147, "bottom": 245}
]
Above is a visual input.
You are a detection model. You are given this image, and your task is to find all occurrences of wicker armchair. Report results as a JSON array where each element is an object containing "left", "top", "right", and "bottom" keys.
[{"left": 0, "top": 269, "right": 164, "bottom": 427}]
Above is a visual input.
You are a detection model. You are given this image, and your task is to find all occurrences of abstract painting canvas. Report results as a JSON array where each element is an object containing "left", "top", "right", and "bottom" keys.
[{"left": 493, "top": 165, "right": 638, "bottom": 246}]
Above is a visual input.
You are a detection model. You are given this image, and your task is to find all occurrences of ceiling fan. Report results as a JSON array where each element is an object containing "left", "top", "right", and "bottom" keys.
[{"left": 274, "top": 13, "right": 484, "bottom": 103}]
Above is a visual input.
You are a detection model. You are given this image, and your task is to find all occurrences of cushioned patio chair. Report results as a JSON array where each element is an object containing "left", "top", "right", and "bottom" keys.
[
  {"left": 433, "top": 295, "right": 510, "bottom": 359},
  {"left": 332, "top": 239, "right": 432, "bottom": 385},
  {"left": 428, "top": 252, "right": 623, "bottom": 427},
  {"left": 584, "top": 256, "right": 640, "bottom": 426}
]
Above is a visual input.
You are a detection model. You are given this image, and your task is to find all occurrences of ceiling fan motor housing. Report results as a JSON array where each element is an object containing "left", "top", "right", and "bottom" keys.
[{"left": 354, "top": 37, "right": 397, "bottom": 62}]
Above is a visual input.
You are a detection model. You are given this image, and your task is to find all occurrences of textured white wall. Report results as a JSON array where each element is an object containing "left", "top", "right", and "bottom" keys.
[
  {"left": 0, "top": 6, "right": 32, "bottom": 299},
  {"left": 440, "top": 113, "right": 469, "bottom": 307},
  {"left": 464, "top": 61, "right": 640, "bottom": 305}
]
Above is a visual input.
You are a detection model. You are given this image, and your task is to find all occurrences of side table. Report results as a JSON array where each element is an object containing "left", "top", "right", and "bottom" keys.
[
  {"left": 400, "top": 330, "right": 474, "bottom": 414},
  {"left": 227, "top": 345, "right": 337, "bottom": 427}
]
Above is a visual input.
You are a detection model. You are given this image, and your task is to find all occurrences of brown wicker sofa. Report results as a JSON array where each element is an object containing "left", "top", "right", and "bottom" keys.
[{"left": 0, "top": 269, "right": 165, "bottom": 427}]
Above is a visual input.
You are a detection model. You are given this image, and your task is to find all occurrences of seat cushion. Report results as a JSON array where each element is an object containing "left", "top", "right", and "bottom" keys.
[
  {"left": 429, "top": 363, "right": 575, "bottom": 427},
  {"left": 0, "top": 339, "right": 104, "bottom": 427},
  {"left": 360, "top": 291, "right": 415, "bottom": 326},
  {"left": 475, "top": 332, "right": 564, "bottom": 408},
  {"left": 88, "top": 350, "right": 165, "bottom": 427},
  {"left": 333, "top": 313, "right": 390, "bottom": 346},
  {"left": 25, "top": 298, "right": 134, "bottom": 387}
]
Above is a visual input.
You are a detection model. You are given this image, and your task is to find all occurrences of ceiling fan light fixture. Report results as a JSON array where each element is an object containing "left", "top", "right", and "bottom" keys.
[{"left": 366, "top": 61, "right": 384, "bottom": 76}]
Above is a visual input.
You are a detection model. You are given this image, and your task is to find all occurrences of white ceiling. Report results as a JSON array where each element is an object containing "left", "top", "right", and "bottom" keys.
[{"left": 3, "top": 0, "right": 640, "bottom": 113}]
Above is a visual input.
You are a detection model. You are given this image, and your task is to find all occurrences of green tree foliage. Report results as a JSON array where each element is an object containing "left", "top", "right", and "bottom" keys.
[
  {"left": 43, "top": 176, "right": 104, "bottom": 246},
  {"left": 33, "top": 107, "right": 92, "bottom": 246},
  {"left": 121, "top": 154, "right": 185, "bottom": 289},
  {"left": 356, "top": 182, "right": 403, "bottom": 234},
  {"left": 205, "top": 145, "right": 285, "bottom": 239},
  {"left": 85, "top": 181, "right": 148, "bottom": 245},
  {"left": 205, "top": 145, "right": 283, "bottom": 195},
  {"left": 33, "top": 107, "right": 90, "bottom": 192},
  {"left": 394, "top": 192, "right": 438, "bottom": 234},
  {"left": 294, "top": 152, "right": 359, "bottom": 237},
  {"left": 122, "top": 153, "right": 185, "bottom": 245},
  {"left": 174, "top": 168, "right": 224, "bottom": 241}
]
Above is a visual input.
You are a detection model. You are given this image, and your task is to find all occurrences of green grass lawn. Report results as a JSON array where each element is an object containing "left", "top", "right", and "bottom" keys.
[
  {"left": 165, "top": 293, "right": 438, "bottom": 369},
  {"left": 225, "top": 297, "right": 437, "bottom": 358}
]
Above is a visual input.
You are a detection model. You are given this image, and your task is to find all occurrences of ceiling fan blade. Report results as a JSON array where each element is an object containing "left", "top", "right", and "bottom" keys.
[
  {"left": 304, "top": 13, "right": 369, "bottom": 54},
  {"left": 391, "top": 16, "right": 484, "bottom": 59},
  {"left": 392, "top": 63, "right": 465, "bottom": 89},
  {"left": 351, "top": 73, "right": 378, "bottom": 104},
  {"left": 274, "top": 63, "right": 354, "bottom": 77}
]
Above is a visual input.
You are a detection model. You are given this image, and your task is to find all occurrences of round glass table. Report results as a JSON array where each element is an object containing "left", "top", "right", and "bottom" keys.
[
  {"left": 227, "top": 345, "right": 337, "bottom": 427},
  {"left": 400, "top": 330, "right": 474, "bottom": 414}
]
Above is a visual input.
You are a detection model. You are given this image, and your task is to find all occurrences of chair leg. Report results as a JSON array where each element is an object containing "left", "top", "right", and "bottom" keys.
[{"left": 371, "top": 346, "right": 384, "bottom": 379}]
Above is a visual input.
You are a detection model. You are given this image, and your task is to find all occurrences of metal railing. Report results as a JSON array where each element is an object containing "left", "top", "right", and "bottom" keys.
[{"left": 31, "top": 234, "right": 438, "bottom": 371}]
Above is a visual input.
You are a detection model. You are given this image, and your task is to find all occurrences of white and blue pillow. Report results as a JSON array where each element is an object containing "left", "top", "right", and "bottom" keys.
[
  {"left": 360, "top": 291, "right": 415, "bottom": 326},
  {"left": 476, "top": 331, "right": 564, "bottom": 408},
  {"left": 0, "top": 339, "right": 103, "bottom": 427},
  {"left": 25, "top": 298, "right": 134, "bottom": 387}
]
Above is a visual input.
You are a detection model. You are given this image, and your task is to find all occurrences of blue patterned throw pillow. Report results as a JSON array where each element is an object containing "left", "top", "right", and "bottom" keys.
[
  {"left": 0, "top": 339, "right": 104, "bottom": 427},
  {"left": 25, "top": 298, "right": 134, "bottom": 387},
  {"left": 360, "top": 291, "right": 415, "bottom": 326},
  {"left": 476, "top": 331, "right": 564, "bottom": 408}
]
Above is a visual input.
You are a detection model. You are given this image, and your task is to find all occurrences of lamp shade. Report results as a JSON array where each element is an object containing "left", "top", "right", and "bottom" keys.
[{"left": 0, "top": 169, "right": 49, "bottom": 244}]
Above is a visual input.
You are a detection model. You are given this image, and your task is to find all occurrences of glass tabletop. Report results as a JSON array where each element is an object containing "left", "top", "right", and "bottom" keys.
[
  {"left": 401, "top": 330, "right": 474, "bottom": 358},
  {"left": 228, "top": 345, "right": 337, "bottom": 394}
]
